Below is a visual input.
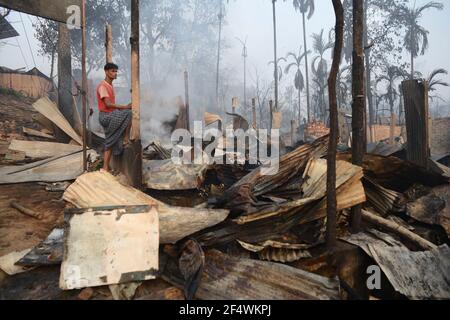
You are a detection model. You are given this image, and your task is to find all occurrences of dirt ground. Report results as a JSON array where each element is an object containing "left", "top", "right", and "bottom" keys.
[{"left": 0, "top": 183, "right": 65, "bottom": 257}]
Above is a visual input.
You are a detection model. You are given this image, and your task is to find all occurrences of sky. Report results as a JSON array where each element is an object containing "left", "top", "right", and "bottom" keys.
[{"left": 1, "top": 0, "right": 449, "bottom": 104}]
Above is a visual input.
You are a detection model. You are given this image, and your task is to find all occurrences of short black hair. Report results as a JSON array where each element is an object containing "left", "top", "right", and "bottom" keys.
[{"left": 104, "top": 63, "right": 119, "bottom": 71}]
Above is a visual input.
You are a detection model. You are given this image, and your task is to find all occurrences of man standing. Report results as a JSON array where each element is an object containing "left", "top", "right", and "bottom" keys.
[{"left": 96, "top": 63, "right": 132, "bottom": 172}]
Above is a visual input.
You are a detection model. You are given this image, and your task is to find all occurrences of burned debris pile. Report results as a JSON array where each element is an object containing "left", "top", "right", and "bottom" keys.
[{"left": 0, "top": 92, "right": 449, "bottom": 301}]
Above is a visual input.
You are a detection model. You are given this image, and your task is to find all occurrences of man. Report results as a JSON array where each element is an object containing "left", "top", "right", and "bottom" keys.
[{"left": 96, "top": 63, "right": 132, "bottom": 172}]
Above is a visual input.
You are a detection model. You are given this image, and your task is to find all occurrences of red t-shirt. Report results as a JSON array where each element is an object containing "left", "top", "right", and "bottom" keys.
[{"left": 96, "top": 80, "right": 116, "bottom": 113}]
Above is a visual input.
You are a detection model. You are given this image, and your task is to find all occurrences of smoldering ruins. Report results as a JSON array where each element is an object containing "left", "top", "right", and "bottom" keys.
[{"left": 0, "top": 0, "right": 449, "bottom": 301}]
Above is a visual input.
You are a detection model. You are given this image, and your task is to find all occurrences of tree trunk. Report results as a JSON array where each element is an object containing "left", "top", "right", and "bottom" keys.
[
  {"left": 50, "top": 47, "right": 56, "bottom": 81},
  {"left": 272, "top": 0, "right": 279, "bottom": 111},
  {"left": 302, "top": 12, "right": 311, "bottom": 123},
  {"left": 327, "top": 0, "right": 344, "bottom": 250},
  {"left": 57, "top": 22, "right": 74, "bottom": 143},
  {"left": 350, "top": 0, "right": 366, "bottom": 233}
]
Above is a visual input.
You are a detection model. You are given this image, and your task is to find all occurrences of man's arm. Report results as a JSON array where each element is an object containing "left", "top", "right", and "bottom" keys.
[{"left": 102, "top": 98, "right": 131, "bottom": 110}]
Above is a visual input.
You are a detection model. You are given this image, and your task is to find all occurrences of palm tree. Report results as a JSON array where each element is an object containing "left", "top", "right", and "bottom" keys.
[
  {"left": 311, "top": 29, "right": 333, "bottom": 121},
  {"left": 427, "top": 68, "right": 449, "bottom": 92},
  {"left": 268, "top": 57, "right": 287, "bottom": 82},
  {"left": 427, "top": 68, "right": 449, "bottom": 103},
  {"left": 397, "top": 2, "right": 444, "bottom": 79},
  {"left": 376, "top": 66, "right": 406, "bottom": 117},
  {"left": 291, "top": 0, "right": 315, "bottom": 122},
  {"left": 285, "top": 47, "right": 310, "bottom": 124}
]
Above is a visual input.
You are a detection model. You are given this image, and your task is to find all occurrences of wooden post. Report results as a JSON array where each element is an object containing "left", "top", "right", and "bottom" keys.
[
  {"left": 402, "top": 79, "right": 430, "bottom": 168},
  {"left": 350, "top": 0, "right": 366, "bottom": 233},
  {"left": 252, "top": 97, "right": 257, "bottom": 129},
  {"left": 327, "top": 0, "right": 344, "bottom": 250},
  {"left": 131, "top": 1, "right": 140, "bottom": 142},
  {"left": 184, "top": 70, "right": 190, "bottom": 132},
  {"left": 232, "top": 97, "right": 238, "bottom": 114},
  {"left": 81, "top": 0, "right": 87, "bottom": 172},
  {"left": 115, "top": 0, "right": 143, "bottom": 189},
  {"left": 389, "top": 112, "right": 396, "bottom": 145},
  {"left": 269, "top": 100, "right": 273, "bottom": 132},
  {"left": 57, "top": 22, "right": 74, "bottom": 143},
  {"left": 105, "top": 23, "right": 112, "bottom": 63}
]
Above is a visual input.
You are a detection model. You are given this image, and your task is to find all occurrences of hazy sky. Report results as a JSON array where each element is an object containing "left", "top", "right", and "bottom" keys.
[{"left": 1, "top": 0, "right": 449, "bottom": 103}]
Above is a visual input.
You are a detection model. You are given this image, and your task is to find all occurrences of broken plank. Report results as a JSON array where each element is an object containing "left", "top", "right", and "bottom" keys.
[
  {"left": 4, "top": 150, "right": 25, "bottom": 161},
  {"left": 22, "top": 127, "right": 55, "bottom": 140},
  {"left": 9, "top": 139, "right": 81, "bottom": 158},
  {"left": 32, "top": 97, "right": 82, "bottom": 145},
  {"left": 0, "top": 150, "right": 98, "bottom": 184},
  {"left": 0, "top": 249, "right": 35, "bottom": 275},
  {"left": 63, "top": 171, "right": 229, "bottom": 244},
  {"left": 361, "top": 209, "right": 437, "bottom": 251}
]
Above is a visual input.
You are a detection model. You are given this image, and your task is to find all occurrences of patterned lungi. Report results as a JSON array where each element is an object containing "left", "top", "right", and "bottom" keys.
[{"left": 99, "top": 109, "right": 132, "bottom": 156}]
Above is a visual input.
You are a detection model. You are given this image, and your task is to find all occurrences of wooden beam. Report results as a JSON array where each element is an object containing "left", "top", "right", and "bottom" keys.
[
  {"left": 105, "top": 24, "right": 113, "bottom": 63},
  {"left": 118, "top": 0, "right": 143, "bottom": 189},
  {"left": 130, "top": 0, "right": 141, "bottom": 141},
  {"left": 402, "top": 79, "right": 430, "bottom": 168},
  {"left": 361, "top": 209, "right": 437, "bottom": 251}
]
